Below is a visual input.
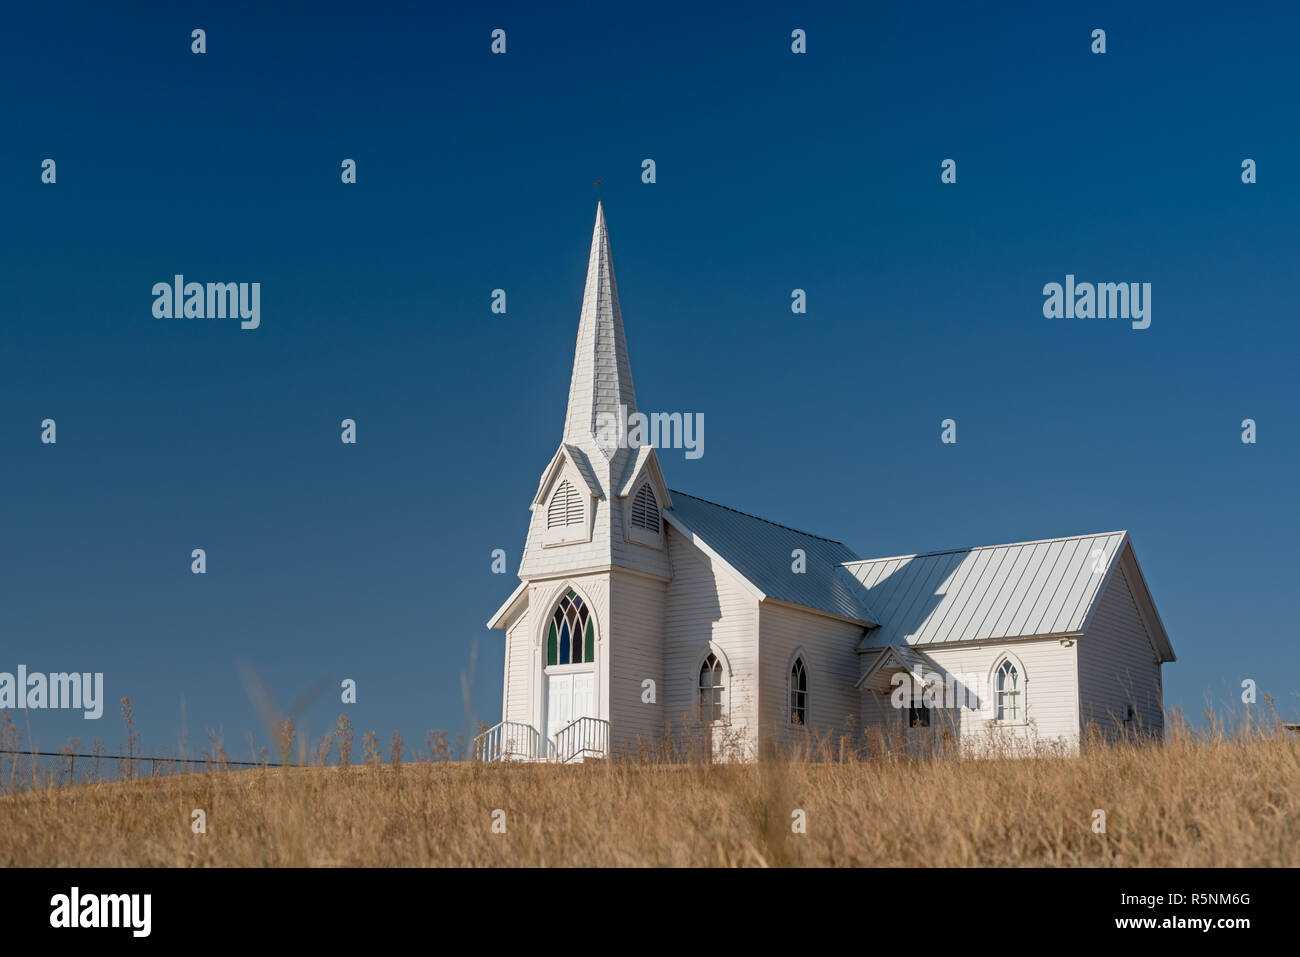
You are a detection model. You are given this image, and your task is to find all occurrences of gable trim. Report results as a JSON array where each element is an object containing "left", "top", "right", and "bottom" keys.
[
  {"left": 615, "top": 445, "right": 673, "bottom": 509},
  {"left": 487, "top": 580, "right": 529, "bottom": 630},
  {"left": 855, "top": 645, "right": 926, "bottom": 691},
  {"left": 1079, "top": 538, "right": 1175, "bottom": 663},
  {"left": 531, "top": 444, "right": 604, "bottom": 509}
]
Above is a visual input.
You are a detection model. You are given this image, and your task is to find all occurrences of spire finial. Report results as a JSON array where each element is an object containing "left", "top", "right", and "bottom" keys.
[{"left": 594, "top": 177, "right": 603, "bottom": 204}]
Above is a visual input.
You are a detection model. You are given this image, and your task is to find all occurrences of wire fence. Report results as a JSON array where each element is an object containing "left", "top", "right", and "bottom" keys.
[{"left": 0, "top": 748, "right": 294, "bottom": 794}]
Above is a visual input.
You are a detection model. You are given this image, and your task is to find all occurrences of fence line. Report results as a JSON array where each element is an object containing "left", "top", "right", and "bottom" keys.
[{"left": 0, "top": 748, "right": 293, "bottom": 769}]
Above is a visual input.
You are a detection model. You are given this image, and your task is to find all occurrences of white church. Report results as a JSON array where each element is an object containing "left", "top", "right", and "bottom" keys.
[{"left": 480, "top": 204, "right": 1175, "bottom": 763}]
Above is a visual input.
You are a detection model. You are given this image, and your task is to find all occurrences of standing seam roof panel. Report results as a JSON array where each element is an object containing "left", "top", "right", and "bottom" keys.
[
  {"left": 1028, "top": 537, "right": 1090, "bottom": 635},
  {"left": 1004, "top": 539, "right": 1069, "bottom": 637},
  {"left": 946, "top": 546, "right": 1014, "bottom": 643},
  {"left": 913, "top": 549, "right": 991, "bottom": 645},
  {"left": 989, "top": 541, "right": 1051, "bottom": 638},
  {"left": 913, "top": 551, "right": 974, "bottom": 644},
  {"left": 978, "top": 543, "right": 1037, "bottom": 639},
  {"left": 848, "top": 531, "right": 1129, "bottom": 650},
  {"left": 884, "top": 555, "right": 949, "bottom": 641}
]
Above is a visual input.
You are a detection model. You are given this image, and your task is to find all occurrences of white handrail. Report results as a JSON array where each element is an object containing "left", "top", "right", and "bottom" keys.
[
  {"left": 552, "top": 716, "right": 610, "bottom": 763},
  {"left": 474, "top": 721, "right": 548, "bottom": 761}
]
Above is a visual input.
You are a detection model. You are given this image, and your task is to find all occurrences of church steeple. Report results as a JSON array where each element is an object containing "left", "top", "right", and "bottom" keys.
[
  {"left": 561, "top": 202, "right": 638, "bottom": 457},
  {"left": 517, "top": 199, "right": 671, "bottom": 585}
]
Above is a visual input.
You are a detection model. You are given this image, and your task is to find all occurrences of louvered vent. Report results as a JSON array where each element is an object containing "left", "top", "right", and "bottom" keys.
[
  {"left": 547, "top": 480, "right": 584, "bottom": 529},
  {"left": 630, "top": 483, "right": 660, "bottom": 532}
]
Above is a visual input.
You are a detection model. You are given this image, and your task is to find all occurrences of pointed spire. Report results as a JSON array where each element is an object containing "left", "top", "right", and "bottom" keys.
[{"left": 562, "top": 202, "right": 638, "bottom": 456}]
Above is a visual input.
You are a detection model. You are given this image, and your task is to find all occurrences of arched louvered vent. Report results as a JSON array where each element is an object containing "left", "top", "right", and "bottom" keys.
[
  {"left": 630, "top": 483, "right": 660, "bottom": 532},
  {"left": 547, "top": 479, "right": 584, "bottom": 529}
]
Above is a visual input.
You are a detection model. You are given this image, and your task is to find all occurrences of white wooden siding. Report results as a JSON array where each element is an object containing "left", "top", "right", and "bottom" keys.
[
  {"left": 759, "top": 603, "right": 865, "bottom": 752},
  {"left": 1078, "top": 563, "right": 1165, "bottom": 739},
  {"left": 858, "top": 637, "right": 1081, "bottom": 752},
  {"left": 608, "top": 571, "right": 667, "bottom": 751},
  {"left": 664, "top": 525, "right": 760, "bottom": 757},
  {"left": 504, "top": 610, "right": 532, "bottom": 724}
]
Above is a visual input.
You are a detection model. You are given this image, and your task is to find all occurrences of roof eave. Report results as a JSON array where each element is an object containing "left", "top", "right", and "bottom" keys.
[
  {"left": 762, "top": 596, "right": 876, "bottom": 629},
  {"left": 486, "top": 580, "right": 529, "bottom": 630}
]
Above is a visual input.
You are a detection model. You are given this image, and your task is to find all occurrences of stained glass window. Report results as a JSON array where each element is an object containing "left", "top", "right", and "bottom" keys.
[{"left": 547, "top": 590, "right": 594, "bottom": 666}]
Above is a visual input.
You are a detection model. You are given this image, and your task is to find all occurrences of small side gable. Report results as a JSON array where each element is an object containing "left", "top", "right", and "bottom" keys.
[
  {"left": 615, "top": 445, "right": 672, "bottom": 510},
  {"left": 855, "top": 644, "right": 927, "bottom": 693},
  {"left": 531, "top": 443, "right": 604, "bottom": 509}
]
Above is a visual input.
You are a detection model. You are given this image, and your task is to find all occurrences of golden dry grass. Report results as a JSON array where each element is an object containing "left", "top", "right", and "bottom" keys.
[{"left": 3, "top": 719, "right": 1297, "bottom": 867}]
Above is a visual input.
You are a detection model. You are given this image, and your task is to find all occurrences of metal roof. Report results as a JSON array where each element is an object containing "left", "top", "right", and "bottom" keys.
[
  {"left": 846, "top": 531, "right": 1128, "bottom": 650},
  {"left": 665, "top": 491, "right": 877, "bottom": 624}
]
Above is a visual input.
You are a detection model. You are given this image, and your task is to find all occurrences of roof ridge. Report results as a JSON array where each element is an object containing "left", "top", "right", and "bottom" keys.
[
  {"left": 844, "top": 530, "right": 1128, "bottom": 566},
  {"left": 668, "top": 489, "right": 847, "bottom": 546}
]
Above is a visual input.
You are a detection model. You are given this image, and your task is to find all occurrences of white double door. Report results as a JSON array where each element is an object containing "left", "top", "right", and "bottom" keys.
[{"left": 544, "top": 670, "right": 596, "bottom": 744}]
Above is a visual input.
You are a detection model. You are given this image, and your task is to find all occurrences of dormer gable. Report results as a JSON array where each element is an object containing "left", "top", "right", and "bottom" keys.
[
  {"left": 532, "top": 444, "right": 602, "bottom": 547},
  {"left": 616, "top": 445, "right": 671, "bottom": 548}
]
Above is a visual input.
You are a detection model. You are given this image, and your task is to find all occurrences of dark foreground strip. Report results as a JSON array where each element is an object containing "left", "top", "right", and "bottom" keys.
[{"left": 0, "top": 866, "right": 1278, "bottom": 943}]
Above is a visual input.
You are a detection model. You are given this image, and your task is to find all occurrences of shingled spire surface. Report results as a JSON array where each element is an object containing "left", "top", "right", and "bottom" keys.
[{"left": 561, "top": 202, "right": 638, "bottom": 458}]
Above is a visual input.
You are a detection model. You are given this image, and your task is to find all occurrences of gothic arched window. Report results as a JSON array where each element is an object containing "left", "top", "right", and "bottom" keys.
[
  {"left": 698, "top": 653, "right": 725, "bottom": 722},
  {"left": 546, "top": 589, "right": 595, "bottom": 666},
  {"left": 789, "top": 656, "right": 807, "bottom": 726},
  {"left": 995, "top": 659, "right": 1021, "bottom": 721}
]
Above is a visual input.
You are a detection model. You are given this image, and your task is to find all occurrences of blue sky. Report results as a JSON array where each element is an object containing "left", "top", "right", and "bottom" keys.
[{"left": 2, "top": 1, "right": 1297, "bottom": 761}]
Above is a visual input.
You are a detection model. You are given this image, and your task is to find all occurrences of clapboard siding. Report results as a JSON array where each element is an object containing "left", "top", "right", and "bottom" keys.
[
  {"left": 504, "top": 610, "right": 532, "bottom": 724},
  {"left": 609, "top": 571, "right": 667, "bottom": 750},
  {"left": 1079, "top": 564, "right": 1164, "bottom": 739},
  {"left": 664, "top": 525, "right": 759, "bottom": 757},
  {"left": 858, "top": 637, "right": 1080, "bottom": 751},
  {"left": 759, "top": 603, "right": 865, "bottom": 752}
]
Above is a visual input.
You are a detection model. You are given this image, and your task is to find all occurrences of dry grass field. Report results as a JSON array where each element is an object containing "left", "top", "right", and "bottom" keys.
[{"left": 2, "top": 711, "right": 1297, "bottom": 867}]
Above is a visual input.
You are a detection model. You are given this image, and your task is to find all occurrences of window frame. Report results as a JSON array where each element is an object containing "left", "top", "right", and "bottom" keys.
[
  {"left": 905, "top": 702, "right": 932, "bottom": 728},
  {"left": 991, "top": 654, "right": 1027, "bottom": 726},
  {"left": 544, "top": 588, "right": 596, "bottom": 668},
  {"left": 697, "top": 650, "right": 728, "bottom": 725},
  {"left": 787, "top": 653, "right": 809, "bottom": 729}
]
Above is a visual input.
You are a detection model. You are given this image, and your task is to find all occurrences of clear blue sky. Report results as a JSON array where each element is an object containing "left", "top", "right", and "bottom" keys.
[{"left": 2, "top": 1, "right": 1296, "bottom": 760}]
